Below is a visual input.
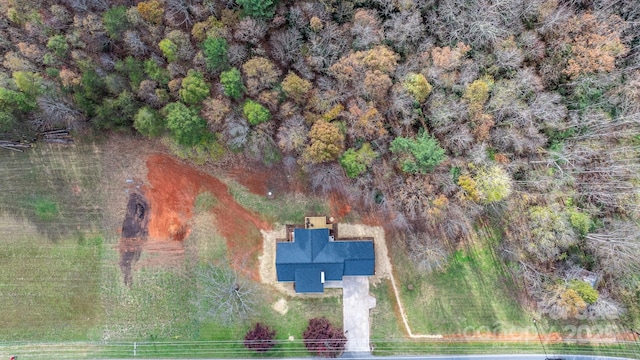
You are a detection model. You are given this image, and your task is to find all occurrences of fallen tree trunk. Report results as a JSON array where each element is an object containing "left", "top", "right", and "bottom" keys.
[
  {"left": 43, "top": 134, "right": 72, "bottom": 139},
  {"left": 0, "top": 141, "right": 31, "bottom": 147},
  {"left": 0, "top": 144, "right": 24, "bottom": 152},
  {"left": 39, "top": 128, "right": 70, "bottom": 136},
  {"left": 0, "top": 141, "right": 32, "bottom": 152},
  {"left": 42, "top": 138, "right": 74, "bottom": 144}
]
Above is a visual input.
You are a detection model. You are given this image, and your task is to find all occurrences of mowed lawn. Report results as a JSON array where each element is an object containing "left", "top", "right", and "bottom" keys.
[
  {"left": 391, "top": 227, "right": 529, "bottom": 336},
  {"left": 0, "top": 143, "right": 104, "bottom": 340}
]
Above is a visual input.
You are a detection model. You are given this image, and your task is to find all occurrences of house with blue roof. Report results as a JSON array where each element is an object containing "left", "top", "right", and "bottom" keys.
[{"left": 276, "top": 218, "right": 375, "bottom": 293}]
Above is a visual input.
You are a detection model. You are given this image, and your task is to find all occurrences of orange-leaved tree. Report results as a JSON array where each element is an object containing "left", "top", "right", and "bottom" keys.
[{"left": 559, "top": 13, "right": 627, "bottom": 79}]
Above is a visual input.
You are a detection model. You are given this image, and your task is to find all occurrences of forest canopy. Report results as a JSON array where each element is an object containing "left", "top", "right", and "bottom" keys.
[{"left": 0, "top": 0, "right": 639, "bottom": 326}]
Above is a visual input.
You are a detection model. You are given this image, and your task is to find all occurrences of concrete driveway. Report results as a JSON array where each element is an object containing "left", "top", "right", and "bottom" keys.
[{"left": 342, "top": 276, "right": 376, "bottom": 353}]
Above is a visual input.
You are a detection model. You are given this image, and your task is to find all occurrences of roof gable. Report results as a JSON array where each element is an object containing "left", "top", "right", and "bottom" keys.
[{"left": 295, "top": 269, "right": 324, "bottom": 293}]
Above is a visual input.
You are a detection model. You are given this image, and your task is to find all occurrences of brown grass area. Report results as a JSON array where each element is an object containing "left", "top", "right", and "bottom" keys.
[{"left": 226, "top": 161, "right": 307, "bottom": 196}]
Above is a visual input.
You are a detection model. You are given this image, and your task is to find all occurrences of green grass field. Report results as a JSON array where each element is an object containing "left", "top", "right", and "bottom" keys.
[
  {"left": 0, "top": 143, "right": 104, "bottom": 341},
  {"left": 0, "top": 143, "right": 343, "bottom": 358},
  {"left": 226, "top": 180, "right": 328, "bottom": 225},
  {"left": 370, "top": 278, "right": 638, "bottom": 358},
  {"left": 391, "top": 227, "right": 529, "bottom": 335}
]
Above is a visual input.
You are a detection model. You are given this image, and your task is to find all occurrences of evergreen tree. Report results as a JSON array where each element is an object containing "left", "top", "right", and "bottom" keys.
[
  {"left": 236, "top": 0, "right": 277, "bottom": 19},
  {"left": 220, "top": 68, "right": 244, "bottom": 100},
  {"left": 202, "top": 37, "right": 228, "bottom": 72},
  {"left": 390, "top": 131, "right": 445, "bottom": 174}
]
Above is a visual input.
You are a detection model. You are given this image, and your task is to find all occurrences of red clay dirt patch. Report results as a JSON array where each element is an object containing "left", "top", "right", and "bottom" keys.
[
  {"left": 329, "top": 192, "right": 352, "bottom": 222},
  {"left": 145, "top": 154, "right": 271, "bottom": 280}
]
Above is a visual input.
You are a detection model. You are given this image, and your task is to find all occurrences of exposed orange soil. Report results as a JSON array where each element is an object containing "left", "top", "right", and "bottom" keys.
[
  {"left": 145, "top": 154, "right": 271, "bottom": 280},
  {"left": 329, "top": 192, "right": 352, "bottom": 222}
]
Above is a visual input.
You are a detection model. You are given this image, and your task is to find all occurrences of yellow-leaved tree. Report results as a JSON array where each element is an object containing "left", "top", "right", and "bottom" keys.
[{"left": 302, "top": 120, "right": 345, "bottom": 164}]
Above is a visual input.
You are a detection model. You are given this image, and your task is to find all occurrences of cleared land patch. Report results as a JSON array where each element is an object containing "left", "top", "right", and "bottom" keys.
[
  {"left": 0, "top": 143, "right": 103, "bottom": 341},
  {"left": 145, "top": 153, "right": 270, "bottom": 280},
  {"left": 392, "top": 227, "right": 528, "bottom": 335}
]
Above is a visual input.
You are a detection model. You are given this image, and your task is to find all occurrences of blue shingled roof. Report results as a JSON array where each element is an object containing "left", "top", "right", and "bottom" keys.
[
  {"left": 295, "top": 269, "right": 324, "bottom": 293},
  {"left": 276, "top": 228, "right": 375, "bottom": 293}
]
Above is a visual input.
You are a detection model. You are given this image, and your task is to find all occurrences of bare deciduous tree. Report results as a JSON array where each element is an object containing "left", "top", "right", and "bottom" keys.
[
  {"left": 384, "top": 11, "right": 425, "bottom": 55},
  {"left": 390, "top": 210, "right": 412, "bottom": 231},
  {"left": 490, "top": 124, "right": 546, "bottom": 156},
  {"left": 309, "top": 163, "right": 348, "bottom": 195},
  {"left": 234, "top": 17, "right": 267, "bottom": 46},
  {"left": 390, "top": 175, "right": 431, "bottom": 220},
  {"left": 345, "top": 172, "right": 377, "bottom": 209},
  {"left": 244, "top": 122, "right": 280, "bottom": 164},
  {"left": 269, "top": 28, "right": 302, "bottom": 67},
  {"left": 408, "top": 232, "right": 449, "bottom": 273},
  {"left": 62, "top": 0, "right": 108, "bottom": 13},
  {"left": 530, "top": 92, "right": 567, "bottom": 129},
  {"left": 426, "top": 0, "right": 519, "bottom": 50},
  {"left": 495, "top": 37, "right": 524, "bottom": 70},
  {"left": 518, "top": 30, "right": 545, "bottom": 63},
  {"left": 123, "top": 30, "right": 148, "bottom": 57},
  {"left": 223, "top": 113, "right": 249, "bottom": 150},
  {"left": 387, "top": 84, "right": 418, "bottom": 135},
  {"left": 46, "top": 4, "right": 73, "bottom": 30},
  {"left": 227, "top": 43, "right": 248, "bottom": 67},
  {"left": 370, "top": 0, "right": 395, "bottom": 18},
  {"left": 586, "top": 220, "right": 640, "bottom": 278},
  {"left": 165, "top": 0, "right": 195, "bottom": 27},
  {"left": 277, "top": 115, "right": 307, "bottom": 154},
  {"left": 441, "top": 123, "right": 474, "bottom": 155},
  {"left": 34, "top": 95, "right": 83, "bottom": 130},
  {"left": 583, "top": 292, "right": 625, "bottom": 321},
  {"left": 307, "top": 21, "right": 350, "bottom": 71},
  {"left": 557, "top": 141, "right": 640, "bottom": 215},
  {"left": 195, "top": 264, "right": 257, "bottom": 324},
  {"left": 351, "top": 9, "right": 383, "bottom": 50}
]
